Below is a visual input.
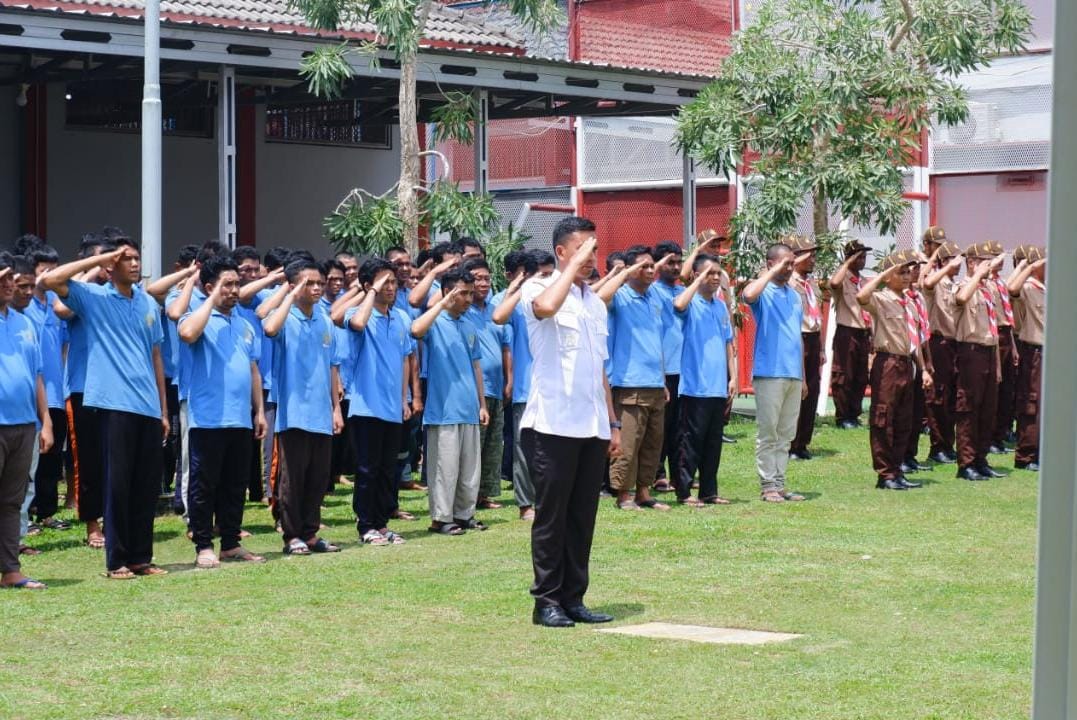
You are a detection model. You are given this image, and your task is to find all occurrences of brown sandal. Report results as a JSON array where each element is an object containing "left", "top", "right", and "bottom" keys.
[
  {"left": 701, "top": 496, "right": 731, "bottom": 505},
  {"left": 129, "top": 564, "right": 168, "bottom": 577},
  {"left": 761, "top": 491, "right": 785, "bottom": 503},
  {"left": 678, "top": 497, "right": 705, "bottom": 507},
  {"left": 86, "top": 533, "right": 105, "bottom": 549},
  {"left": 105, "top": 567, "right": 136, "bottom": 580}
]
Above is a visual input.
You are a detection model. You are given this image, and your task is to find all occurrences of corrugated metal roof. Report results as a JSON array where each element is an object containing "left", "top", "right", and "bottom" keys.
[{"left": 0, "top": 0, "right": 525, "bottom": 49}]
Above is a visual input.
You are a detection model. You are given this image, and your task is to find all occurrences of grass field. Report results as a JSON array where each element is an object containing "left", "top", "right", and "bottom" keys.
[{"left": 1, "top": 416, "right": 1037, "bottom": 720}]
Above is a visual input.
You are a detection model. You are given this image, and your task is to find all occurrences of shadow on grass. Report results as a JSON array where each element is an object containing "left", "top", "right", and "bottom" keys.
[
  {"left": 30, "top": 537, "right": 88, "bottom": 553},
  {"left": 152, "top": 528, "right": 184, "bottom": 543},
  {"left": 593, "top": 602, "right": 646, "bottom": 620}
]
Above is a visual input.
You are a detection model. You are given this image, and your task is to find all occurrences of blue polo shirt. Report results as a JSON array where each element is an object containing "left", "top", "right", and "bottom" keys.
[
  {"left": 466, "top": 302, "right": 511, "bottom": 400},
  {"left": 419, "top": 311, "right": 482, "bottom": 426},
  {"left": 160, "top": 306, "right": 175, "bottom": 379},
  {"left": 492, "top": 289, "right": 533, "bottom": 404},
  {"left": 652, "top": 280, "right": 685, "bottom": 376},
  {"left": 242, "top": 287, "right": 279, "bottom": 394},
  {"left": 165, "top": 285, "right": 206, "bottom": 398},
  {"left": 344, "top": 305, "right": 415, "bottom": 424},
  {"left": 63, "top": 281, "right": 164, "bottom": 419},
  {"left": 395, "top": 287, "right": 421, "bottom": 321},
  {"left": 608, "top": 284, "right": 665, "bottom": 389},
  {"left": 0, "top": 308, "right": 43, "bottom": 426},
  {"left": 677, "top": 294, "right": 734, "bottom": 398},
  {"left": 24, "top": 293, "right": 65, "bottom": 409},
  {"left": 747, "top": 282, "right": 803, "bottom": 380},
  {"left": 63, "top": 315, "right": 88, "bottom": 398},
  {"left": 270, "top": 304, "right": 339, "bottom": 435},
  {"left": 180, "top": 308, "right": 260, "bottom": 429}
]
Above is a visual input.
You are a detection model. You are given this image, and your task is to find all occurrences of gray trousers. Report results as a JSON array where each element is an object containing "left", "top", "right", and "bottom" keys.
[
  {"left": 179, "top": 399, "right": 191, "bottom": 521},
  {"left": 478, "top": 398, "right": 504, "bottom": 499},
  {"left": 754, "top": 377, "right": 802, "bottom": 492},
  {"left": 1, "top": 424, "right": 36, "bottom": 573},
  {"left": 261, "top": 399, "right": 277, "bottom": 499},
  {"left": 512, "top": 403, "right": 535, "bottom": 509},
  {"left": 426, "top": 424, "right": 481, "bottom": 524},
  {"left": 20, "top": 429, "right": 40, "bottom": 539}
]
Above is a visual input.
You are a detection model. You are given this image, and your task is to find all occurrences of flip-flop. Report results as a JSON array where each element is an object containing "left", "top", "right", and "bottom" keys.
[
  {"left": 761, "top": 491, "right": 785, "bottom": 503},
  {"left": 701, "top": 496, "right": 731, "bottom": 505},
  {"left": 781, "top": 492, "right": 806, "bottom": 502},
  {"left": 104, "top": 567, "right": 136, "bottom": 580},
  {"left": 221, "top": 548, "right": 266, "bottom": 563},
  {"left": 391, "top": 510, "right": 417, "bottom": 521},
  {"left": 86, "top": 534, "right": 105, "bottom": 549},
  {"left": 18, "top": 545, "right": 41, "bottom": 556},
  {"left": 2, "top": 577, "right": 46, "bottom": 589},
  {"left": 362, "top": 529, "right": 390, "bottom": 546},
  {"left": 130, "top": 564, "right": 168, "bottom": 576},
  {"left": 428, "top": 523, "right": 465, "bottom": 536},
  {"left": 636, "top": 499, "right": 671, "bottom": 511},
  {"left": 678, "top": 497, "right": 705, "bottom": 507},
  {"left": 284, "top": 539, "right": 310, "bottom": 555},
  {"left": 307, "top": 538, "right": 341, "bottom": 553},
  {"left": 195, "top": 552, "right": 220, "bottom": 569},
  {"left": 383, "top": 530, "right": 406, "bottom": 545},
  {"left": 455, "top": 518, "right": 488, "bottom": 531}
]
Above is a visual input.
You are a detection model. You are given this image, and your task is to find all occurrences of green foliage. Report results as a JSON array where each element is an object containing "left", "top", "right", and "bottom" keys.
[
  {"left": 431, "top": 91, "right": 478, "bottom": 145},
  {"left": 675, "top": 0, "right": 1032, "bottom": 277},
  {"left": 483, "top": 224, "right": 530, "bottom": 291},
  {"left": 422, "top": 181, "right": 500, "bottom": 241},
  {"left": 298, "top": 44, "right": 354, "bottom": 100},
  {"left": 325, "top": 195, "right": 406, "bottom": 256}
]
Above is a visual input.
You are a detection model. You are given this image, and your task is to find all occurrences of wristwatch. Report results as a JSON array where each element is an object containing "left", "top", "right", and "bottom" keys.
[{"left": 610, "top": 421, "right": 623, "bottom": 430}]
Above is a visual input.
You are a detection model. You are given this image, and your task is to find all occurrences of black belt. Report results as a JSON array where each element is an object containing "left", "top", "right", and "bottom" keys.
[
  {"left": 954, "top": 341, "right": 995, "bottom": 353},
  {"left": 874, "top": 351, "right": 913, "bottom": 361}
]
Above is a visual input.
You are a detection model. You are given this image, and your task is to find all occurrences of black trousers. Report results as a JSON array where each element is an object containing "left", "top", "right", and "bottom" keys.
[
  {"left": 501, "top": 402, "right": 514, "bottom": 481},
  {"left": 521, "top": 429, "right": 608, "bottom": 609},
  {"left": 349, "top": 416, "right": 401, "bottom": 535},
  {"left": 68, "top": 393, "right": 103, "bottom": 522},
  {"left": 33, "top": 407, "right": 68, "bottom": 521},
  {"left": 99, "top": 410, "right": 163, "bottom": 572},
  {"left": 676, "top": 396, "right": 728, "bottom": 500},
  {"left": 162, "top": 382, "right": 180, "bottom": 493},
  {"left": 791, "top": 332, "right": 821, "bottom": 454},
  {"left": 276, "top": 429, "right": 331, "bottom": 543},
  {"left": 188, "top": 428, "right": 251, "bottom": 552},
  {"left": 658, "top": 374, "right": 680, "bottom": 479},
  {"left": 328, "top": 399, "right": 356, "bottom": 492}
]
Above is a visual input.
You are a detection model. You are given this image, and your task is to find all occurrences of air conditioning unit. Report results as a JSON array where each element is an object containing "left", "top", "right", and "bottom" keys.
[{"left": 937, "top": 101, "right": 1002, "bottom": 145}]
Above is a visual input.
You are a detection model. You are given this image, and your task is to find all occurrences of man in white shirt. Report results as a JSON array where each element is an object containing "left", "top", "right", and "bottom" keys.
[{"left": 520, "top": 216, "right": 622, "bottom": 628}]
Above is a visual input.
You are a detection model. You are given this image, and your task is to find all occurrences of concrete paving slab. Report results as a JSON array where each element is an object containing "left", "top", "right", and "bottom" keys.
[{"left": 597, "top": 622, "right": 802, "bottom": 645}]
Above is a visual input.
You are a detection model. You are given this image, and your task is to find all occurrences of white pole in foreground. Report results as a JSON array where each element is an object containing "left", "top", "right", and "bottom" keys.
[
  {"left": 1031, "top": 0, "right": 1077, "bottom": 716},
  {"left": 141, "top": 0, "right": 162, "bottom": 279}
]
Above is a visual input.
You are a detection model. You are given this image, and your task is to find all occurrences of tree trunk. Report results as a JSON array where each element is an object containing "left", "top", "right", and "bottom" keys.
[
  {"left": 812, "top": 186, "right": 829, "bottom": 238},
  {"left": 398, "top": 55, "right": 420, "bottom": 255}
]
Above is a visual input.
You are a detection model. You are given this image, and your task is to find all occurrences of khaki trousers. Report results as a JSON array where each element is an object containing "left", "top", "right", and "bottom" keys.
[
  {"left": 754, "top": 377, "right": 801, "bottom": 492},
  {"left": 426, "top": 424, "right": 481, "bottom": 524},
  {"left": 609, "top": 387, "right": 665, "bottom": 493}
]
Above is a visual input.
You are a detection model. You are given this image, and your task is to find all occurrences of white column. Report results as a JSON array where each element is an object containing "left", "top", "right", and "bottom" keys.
[
  {"left": 1031, "top": 1, "right": 1077, "bottom": 716},
  {"left": 682, "top": 152, "right": 697, "bottom": 244},
  {"left": 140, "top": 0, "right": 162, "bottom": 279},
  {"left": 217, "top": 65, "right": 237, "bottom": 248},
  {"left": 473, "top": 88, "right": 489, "bottom": 196}
]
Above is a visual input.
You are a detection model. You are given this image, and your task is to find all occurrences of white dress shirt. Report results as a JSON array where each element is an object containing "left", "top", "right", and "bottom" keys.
[{"left": 520, "top": 270, "right": 611, "bottom": 440}]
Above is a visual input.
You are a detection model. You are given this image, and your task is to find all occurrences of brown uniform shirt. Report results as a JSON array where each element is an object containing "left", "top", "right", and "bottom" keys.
[
  {"left": 955, "top": 280, "right": 999, "bottom": 347},
  {"left": 863, "top": 287, "right": 913, "bottom": 356},
  {"left": 792, "top": 272, "right": 822, "bottom": 333},
  {"left": 922, "top": 275, "right": 958, "bottom": 339},
  {"left": 989, "top": 275, "right": 1014, "bottom": 328},
  {"left": 832, "top": 273, "right": 870, "bottom": 330},
  {"left": 1015, "top": 280, "right": 1045, "bottom": 346}
]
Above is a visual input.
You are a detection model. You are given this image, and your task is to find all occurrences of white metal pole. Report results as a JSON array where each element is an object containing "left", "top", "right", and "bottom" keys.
[
  {"left": 473, "top": 88, "right": 489, "bottom": 196},
  {"left": 217, "top": 65, "right": 237, "bottom": 248},
  {"left": 682, "top": 152, "right": 697, "bottom": 244},
  {"left": 141, "top": 0, "right": 162, "bottom": 279},
  {"left": 1031, "top": 1, "right": 1077, "bottom": 716}
]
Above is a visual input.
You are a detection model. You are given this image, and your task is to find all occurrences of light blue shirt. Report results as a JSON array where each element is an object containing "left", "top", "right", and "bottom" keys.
[
  {"left": 747, "top": 282, "right": 803, "bottom": 380},
  {"left": 466, "top": 302, "right": 511, "bottom": 400},
  {"left": 63, "top": 314, "right": 88, "bottom": 398},
  {"left": 418, "top": 311, "right": 481, "bottom": 426},
  {"left": 24, "top": 293, "right": 65, "bottom": 409},
  {"left": 166, "top": 286, "right": 206, "bottom": 398},
  {"left": 677, "top": 294, "right": 733, "bottom": 398},
  {"left": 492, "top": 289, "right": 533, "bottom": 405},
  {"left": 181, "top": 308, "right": 260, "bottom": 429},
  {"left": 63, "top": 281, "right": 164, "bottom": 418},
  {"left": 345, "top": 305, "right": 415, "bottom": 424},
  {"left": 652, "top": 280, "right": 685, "bottom": 376},
  {"left": 0, "top": 308, "right": 43, "bottom": 426},
  {"left": 270, "top": 304, "right": 339, "bottom": 435},
  {"left": 608, "top": 284, "right": 665, "bottom": 389},
  {"left": 242, "top": 287, "right": 278, "bottom": 393}
]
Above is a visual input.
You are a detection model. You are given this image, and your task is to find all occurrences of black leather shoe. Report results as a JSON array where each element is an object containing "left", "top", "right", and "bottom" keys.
[
  {"left": 876, "top": 478, "right": 907, "bottom": 490},
  {"left": 837, "top": 420, "right": 859, "bottom": 430},
  {"left": 532, "top": 606, "right": 575, "bottom": 627},
  {"left": 722, "top": 434, "right": 737, "bottom": 444},
  {"left": 906, "top": 459, "right": 933, "bottom": 472},
  {"left": 789, "top": 449, "right": 812, "bottom": 461},
  {"left": 563, "top": 604, "right": 614, "bottom": 624},
  {"left": 928, "top": 451, "right": 955, "bottom": 464},
  {"left": 897, "top": 476, "right": 922, "bottom": 489},
  {"left": 988, "top": 444, "right": 1011, "bottom": 455},
  {"left": 899, "top": 462, "right": 916, "bottom": 474},
  {"left": 1015, "top": 461, "right": 1040, "bottom": 471},
  {"left": 957, "top": 466, "right": 986, "bottom": 481},
  {"left": 976, "top": 463, "right": 1006, "bottom": 478}
]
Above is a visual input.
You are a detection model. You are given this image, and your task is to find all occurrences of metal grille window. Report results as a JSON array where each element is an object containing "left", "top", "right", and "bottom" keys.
[
  {"left": 579, "top": 117, "right": 726, "bottom": 188},
  {"left": 265, "top": 100, "right": 391, "bottom": 149},
  {"left": 431, "top": 117, "right": 573, "bottom": 191}
]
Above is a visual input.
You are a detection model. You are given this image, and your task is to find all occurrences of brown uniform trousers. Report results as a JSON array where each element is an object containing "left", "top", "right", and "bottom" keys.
[
  {"left": 904, "top": 367, "right": 926, "bottom": 463},
  {"left": 993, "top": 326, "right": 1018, "bottom": 446},
  {"left": 869, "top": 353, "right": 916, "bottom": 481},
  {"left": 791, "top": 331, "right": 822, "bottom": 454},
  {"left": 954, "top": 342, "right": 999, "bottom": 469},
  {"left": 1014, "top": 339, "right": 1042, "bottom": 465},
  {"left": 926, "top": 333, "right": 956, "bottom": 457},
  {"left": 610, "top": 387, "right": 665, "bottom": 493},
  {"left": 831, "top": 325, "right": 871, "bottom": 424}
]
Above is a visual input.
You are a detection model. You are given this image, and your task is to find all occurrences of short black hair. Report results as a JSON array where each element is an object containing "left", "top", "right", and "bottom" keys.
[
  {"left": 385, "top": 246, "right": 408, "bottom": 260},
  {"left": 552, "top": 216, "right": 596, "bottom": 249},
  {"left": 324, "top": 258, "right": 346, "bottom": 275},
  {"left": 440, "top": 268, "right": 474, "bottom": 293},
  {"left": 623, "top": 245, "right": 654, "bottom": 266},
  {"left": 654, "top": 241, "right": 682, "bottom": 261},
  {"left": 78, "top": 233, "right": 104, "bottom": 259},
  {"left": 101, "top": 226, "right": 131, "bottom": 243},
  {"left": 177, "top": 244, "right": 200, "bottom": 266},
  {"left": 10, "top": 254, "right": 34, "bottom": 277},
  {"left": 232, "top": 245, "right": 260, "bottom": 263},
  {"left": 693, "top": 253, "right": 720, "bottom": 273},
  {"left": 461, "top": 258, "right": 490, "bottom": 275},
  {"left": 415, "top": 249, "right": 433, "bottom": 268},
  {"left": 199, "top": 256, "right": 239, "bottom": 287},
  {"left": 0, "top": 251, "right": 11, "bottom": 272},
  {"left": 358, "top": 257, "right": 394, "bottom": 286},
  {"left": 264, "top": 247, "right": 292, "bottom": 271},
  {"left": 102, "top": 237, "right": 139, "bottom": 254},
  {"left": 289, "top": 249, "right": 316, "bottom": 264},
  {"left": 284, "top": 258, "right": 324, "bottom": 284},
  {"left": 766, "top": 243, "right": 793, "bottom": 261},
  {"left": 430, "top": 242, "right": 462, "bottom": 265},
  {"left": 334, "top": 250, "right": 357, "bottom": 263},
  {"left": 31, "top": 245, "right": 59, "bottom": 267},
  {"left": 12, "top": 234, "right": 44, "bottom": 256},
  {"left": 504, "top": 250, "right": 537, "bottom": 276},
  {"left": 605, "top": 251, "right": 625, "bottom": 272},
  {"left": 197, "top": 240, "right": 229, "bottom": 264},
  {"left": 459, "top": 237, "right": 484, "bottom": 256},
  {"left": 530, "top": 250, "right": 555, "bottom": 267}
]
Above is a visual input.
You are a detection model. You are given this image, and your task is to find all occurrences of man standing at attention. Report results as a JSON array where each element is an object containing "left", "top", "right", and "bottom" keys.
[
  {"left": 741, "top": 243, "right": 806, "bottom": 503},
  {"left": 788, "top": 235, "right": 823, "bottom": 461},
  {"left": 828, "top": 240, "right": 872, "bottom": 429},
  {"left": 520, "top": 216, "right": 621, "bottom": 628}
]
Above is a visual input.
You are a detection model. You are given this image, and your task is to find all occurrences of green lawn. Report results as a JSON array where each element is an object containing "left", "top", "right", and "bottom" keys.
[{"left": 2, "top": 417, "right": 1037, "bottom": 720}]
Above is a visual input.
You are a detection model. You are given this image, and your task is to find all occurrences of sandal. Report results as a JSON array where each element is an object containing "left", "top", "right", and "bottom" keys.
[
  {"left": 307, "top": 538, "right": 341, "bottom": 553},
  {"left": 362, "top": 529, "right": 390, "bottom": 546},
  {"left": 761, "top": 491, "right": 785, "bottom": 503},
  {"left": 477, "top": 499, "right": 502, "bottom": 509},
  {"left": 455, "top": 518, "right": 488, "bottom": 531},
  {"left": 195, "top": 550, "right": 220, "bottom": 569},
  {"left": 382, "top": 530, "right": 406, "bottom": 545},
  {"left": 284, "top": 539, "right": 311, "bottom": 555},
  {"left": 2, "top": 576, "right": 46, "bottom": 589},
  {"left": 653, "top": 481, "right": 673, "bottom": 493},
  {"left": 616, "top": 500, "right": 642, "bottom": 511},
  {"left": 40, "top": 517, "right": 71, "bottom": 530},
  {"left": 221, "top": 547, "right": 266, "bottom": 563},
  {"left": 636, "top": 499, "right": 671, "bottom": 511},
  {"left": 678, "top": 496, "right": 705, "bottom": 507},
  {"left": 130, "top": 564, "right": 168, "bottom": 576},
  {"left": 86, "top": 533, "right": 105, "bottom": 549},
  {"left": 105, "top": 567, "right": 136, "bottom": 580},
  {"left": 18, "top": 545, "right": 41, "bottom": 556},
  {"left": 701, "top": 496, "right": 731, "bottom": 505},
  {"left": 390, "top": 510, "right": 416, "bottom": 521},
  {"left": 781, "top": 491, "right": 806, "bottom": 502},
  {"left": 428, "top": 522, "right": 465, "bottom": 536}
]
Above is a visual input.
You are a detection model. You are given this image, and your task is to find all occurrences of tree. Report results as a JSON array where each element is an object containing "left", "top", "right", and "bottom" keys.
[
  {"left": 289, "top": 0, "right": 561, "bottom": 254},
  {"left": 675, "top": 0, "right": 1033, "bottom": 277}
]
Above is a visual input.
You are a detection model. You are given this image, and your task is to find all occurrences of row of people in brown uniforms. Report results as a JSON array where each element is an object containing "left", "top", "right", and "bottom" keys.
[{"left": 787, "top": 227, "right": 1046, "bottom": 487}]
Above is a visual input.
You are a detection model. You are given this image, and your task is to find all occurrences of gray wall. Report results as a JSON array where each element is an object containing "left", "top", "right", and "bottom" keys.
[
  {"left": 0, "top": 87, "right": 22, "bottom": 246},
  {"left": 41, "top": 82, "right": 401, "bottom": 265}
]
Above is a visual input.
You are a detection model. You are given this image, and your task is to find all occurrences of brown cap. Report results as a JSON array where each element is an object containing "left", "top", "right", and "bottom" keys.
[
  {"left": 923, "top": 226, "right": 947, "bottom": 244},
  {"left": 1012, "top": 244, "right": 1028, "bottom": 262},
  {"left": 964, "top": 243, "right": 992, "bottom": 260},
  {"left": 843, "top": 239, "right": 870, "bottom": 257},
  {"left": 697, "top": 229, "right": 727, "bottom": 245},
  {"left": 786, "top": 234, "right": 818, "bottom": 253},
  {"left": 985, "top": 240, "right": 1004, "bottom": 256},
  {"left": 877, "top": 249, "right": 918, "bottom": 272},
  {"left": 936, "top": 241, "right": 961, "bottom": 261},
  {"left": 1026, "top": 246, "right": 1046, "bottom": 263}
]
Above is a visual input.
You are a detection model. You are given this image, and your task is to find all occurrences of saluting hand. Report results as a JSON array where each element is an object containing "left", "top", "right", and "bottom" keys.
[
  {"left": 506, "top": 272, "right": 527, "bottom": 295},
  {"left": 0, "top": 267, "right": 9, "bottom": 281},
  {"left": 372, "top": 272, "right": 390, "bottom": 293},
  {"left": 569, "top": 237, "right": 599, "bottom": 271},
  {"left": 288, "top": 276, "right": 309, "bottom": 297},
  {"left": 97, "top": 247, "right": 127, "bottom": 270}
]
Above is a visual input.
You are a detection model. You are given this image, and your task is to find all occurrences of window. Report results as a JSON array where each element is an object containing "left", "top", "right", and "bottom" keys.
[
  {"left": 64, "top": 79, "right": 214, "bottom": 138},
  {"left": 265, "top": 100, "right": 391, "bottom": 149}
]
